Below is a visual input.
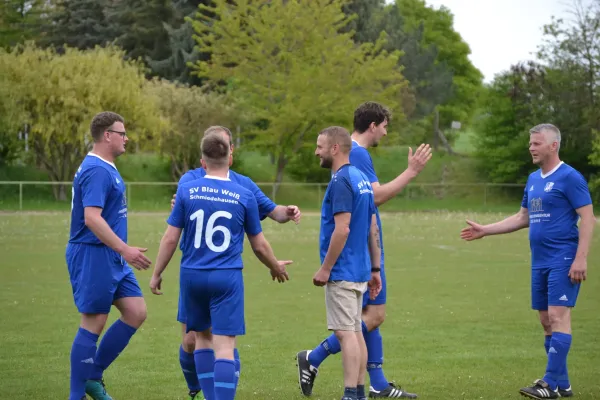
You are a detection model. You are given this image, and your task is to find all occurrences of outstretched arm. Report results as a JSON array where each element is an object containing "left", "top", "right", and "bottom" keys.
[{"left": 460, "top": 207, "right": 529, "bottom": 241}]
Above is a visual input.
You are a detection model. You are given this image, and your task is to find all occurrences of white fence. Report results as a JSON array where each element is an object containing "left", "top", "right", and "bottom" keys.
[{"left": 0, "top": 181, "right": 527, "bottom": 211}]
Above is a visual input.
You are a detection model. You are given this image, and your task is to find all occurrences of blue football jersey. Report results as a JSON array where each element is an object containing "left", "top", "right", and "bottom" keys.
[
  {"left": 179, "top": 168, "right": 276, "bottom": 220},
  {"left": 349, "top": 141, "right": 384, "bottom": 265},
  {"left": 320, "top": 164, "right": 376, "bottom": 283},
  {"left": 69, "top": 153, "right": 128, "bottom": 245},
  {"left": 168, "top": 176, "right": 263, "bottom": 270},
  {"left": 521, "top": 162, "right": 592, "bottom": 268}
]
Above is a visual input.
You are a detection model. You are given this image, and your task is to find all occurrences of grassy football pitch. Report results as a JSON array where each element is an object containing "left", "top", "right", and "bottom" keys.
[{"left": 1, "top": 212, "right": 599, "bottom": 399}]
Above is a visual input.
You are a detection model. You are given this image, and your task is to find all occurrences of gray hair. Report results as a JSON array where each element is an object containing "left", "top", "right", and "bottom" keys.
[{"left": 530, "top": 123, "right": 561, "bottom": 151}]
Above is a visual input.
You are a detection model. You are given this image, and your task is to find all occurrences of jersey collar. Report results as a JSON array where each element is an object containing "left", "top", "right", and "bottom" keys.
[
  {"left": 540, "top": 161, "right": 564, "bottom": 179},
  {"left": 87, "top": 152, "right": 117, "bottom": 170},
  {"left": 204, "top": 174, "right": 231, "bottom": 181}
]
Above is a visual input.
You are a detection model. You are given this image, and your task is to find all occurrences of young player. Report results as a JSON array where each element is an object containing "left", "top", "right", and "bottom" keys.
[{"left": 66, "top": 111, "right": 152, "bottom": 400}]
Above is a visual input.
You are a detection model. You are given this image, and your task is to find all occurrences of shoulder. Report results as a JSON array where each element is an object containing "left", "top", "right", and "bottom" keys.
[
  {"left": 230, "top": 170, "right": 256, "bottom": 186},
  {"left": 349, "top": 143, "right": 371, "bottom": 159},
  {"left": 179, "top": 168, "right": 205, "bottom": 184},
  {"left": 561, "top": 163, "right": 586, "bottom": 182}
]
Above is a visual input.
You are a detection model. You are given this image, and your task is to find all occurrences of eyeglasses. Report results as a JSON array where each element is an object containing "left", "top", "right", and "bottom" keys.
[{"left": 107, "top": 129, "right": 127, "bottom": 138}]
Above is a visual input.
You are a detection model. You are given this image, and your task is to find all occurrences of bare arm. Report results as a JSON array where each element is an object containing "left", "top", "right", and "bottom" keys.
[
  {"left": 574, "top": 204, "right": 596, "bottom": 261},
  {"left": 482, "top": 207, "right": 530, "bottom": 236},
  {"left": 248, "top": 232, "right": 280, "bottom": 271},
  {"left": 321, "top": 212, "right": 351, "bottom": 272},
  {"left": 368, "top": 214, "right": 381, "bottom": 270},
  {"left": 85, "top": 207, "right": 152, "bottom": 270},
  {"left": 84, "top": 207, "right": 128, "bottom": 253},
  {"left": 152, "top": 225, "right": 182, "bottom": 278},
  {"left": 268, "top": 204, "right": 301, "bottom": 224},
  {"left": 371, "top": 172, "right": 416, "bottom": 207}
]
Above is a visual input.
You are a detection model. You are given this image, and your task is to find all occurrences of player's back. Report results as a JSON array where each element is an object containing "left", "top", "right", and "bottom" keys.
[
  {"left": 173, "top": 176, "right": 256, "bottom": 270},
  {"left": 69, "top": 153, "right": 128, "bottom": 245},
  {"left": 320, "top": 164, "right": 375, "bottom": 283}
]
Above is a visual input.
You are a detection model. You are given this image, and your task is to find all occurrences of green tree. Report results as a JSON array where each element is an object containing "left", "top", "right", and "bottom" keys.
[
  {"left": 41, "top": 0, "right": 114, "bottom": 50},
  {"left": 0, "top": 0, "right": 46, "bottom": 48},
  {"left": 191, "top": 0, "right": 410, "bottom": 193},
  {"left": 396, "top": 0, "right": 483, "bottom": 129},
  {"left": 145, "top": 78, "right": 244, "bottom": 180},
  {"left": 0, "top": 43, "right": 160, "bottom": 200}
]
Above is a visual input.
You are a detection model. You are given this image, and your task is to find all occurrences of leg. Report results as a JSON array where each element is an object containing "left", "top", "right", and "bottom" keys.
[
  {"left": 213, "top": 335, "right": 237, "bottom": 400},
  {"left": 336, "top": 330, "right": 361, "bottom": 399},
  {"left": 356, "top": 291, "right": 368, "bottom": 400},
  {"left": 362, "top": 304, "right": 389, "bottom": 392},
  {"left": 66, "top": 244, "right": 113, "bottom": 400},
  {"left": 194, "top": 329, "right": 216, "bottom": 400},
  {"left": 543, "top": 265, "right": 579, "bottom": 397},
  {"left": 210, "top": 269, "right": 245, "bottom": 400},
  {"left": 179, "top": 284, "right": 203, "bottom": 397},
  {"left": 89, "top": 271, "right": 146, "bottom": 382}
]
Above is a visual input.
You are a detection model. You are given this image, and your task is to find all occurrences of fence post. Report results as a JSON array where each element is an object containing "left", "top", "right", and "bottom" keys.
[
  {"left": 19, "top": 182, "right": 23, "bottom": 211},
  {"left": 317, "top": 184, "right": 321, "bottom": 209},
  {"left": 484, "top": 184, "right": 488, "bottom": 206},
  {"left": 127, "top": 183, "right": 131, "bottom": 209}
]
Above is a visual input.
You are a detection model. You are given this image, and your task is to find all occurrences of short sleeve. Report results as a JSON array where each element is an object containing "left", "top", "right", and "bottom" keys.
[
  {"left": 167, "top": 185, "right": 186, "bottom": 228},
  {"left": 330, "top": 176, "right": 354, "bottom": 215},
  {"left": 242, "top": 176, "right": 276, "bottom": 220},
  {"left": 80, "top": 167, "right": 113, "bottom": 209},
  {"left": 521, "top": 180, "right": 529, "bottom": 209},
  {"left": 565, "top": 171, "right": 592, "bottom": 210},
  {"left": 178, "top": 170, "right": 196, "bottom": 186},
  {"left": 350, "top": 147, "right": 378, "bottom": 183},
  {"left": 244, "top": 194, "right": 263, "bottom": 236}
]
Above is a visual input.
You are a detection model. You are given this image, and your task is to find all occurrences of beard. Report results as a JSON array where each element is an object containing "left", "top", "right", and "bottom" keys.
[{"left": 320, "top": 157, "right": 333, "bottom": 169}]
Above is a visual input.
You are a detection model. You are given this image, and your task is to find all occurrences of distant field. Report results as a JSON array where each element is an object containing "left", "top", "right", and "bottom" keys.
[
  {"left": 1, "top": 212, "right": 599, "bottom": 399},
  {"left": 0, "top": 142, "right": 524, "bottom": 213}
]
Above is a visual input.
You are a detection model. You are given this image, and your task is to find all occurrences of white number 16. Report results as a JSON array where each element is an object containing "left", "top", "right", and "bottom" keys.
[{"left": 190, "top": 210, "right": 232, "bottom": 252}]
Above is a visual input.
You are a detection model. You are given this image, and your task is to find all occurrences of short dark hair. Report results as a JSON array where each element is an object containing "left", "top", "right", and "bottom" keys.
[
  {"left": 353, "top": 102, "right": 391, "bottom": 133},
  {"left": 90, "top": 111, "right": 124, "bottom": 142},
  {"left": 204, "top": 125, "right": 233, "bottom": 145},
  {"left": 318, "top": 126, "right": 352, "bottom": 154},
  {"left": 201, "top": 132, "right": 230, "bottom": 167}
]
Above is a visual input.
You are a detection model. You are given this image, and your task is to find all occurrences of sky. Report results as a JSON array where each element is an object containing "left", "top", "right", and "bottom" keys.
[{"left": 399, "top": 0, "right": 575, "bottom": 82}]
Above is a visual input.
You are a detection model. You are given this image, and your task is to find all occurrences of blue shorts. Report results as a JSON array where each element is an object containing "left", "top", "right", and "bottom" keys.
[
  {"left": 181, "top": 268, "right": 245, "bottom": 336},
  {"left": 363, "top": 264, "right": 386, "bottom": 307},
  {"left": 531, "top": 265, "right": 581, "bottom": 310},
  {"left": 66, "top": 243, "right": 143, "bottom": 314}
]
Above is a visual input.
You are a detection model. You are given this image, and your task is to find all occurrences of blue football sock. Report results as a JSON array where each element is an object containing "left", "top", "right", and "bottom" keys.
[
  {"left": 543, "top": 332, "right": 572, "bottom": 390},
  {"left": 234, "top": 348, "right": 241, "bottom": 387},
  {"left": 365, "top": 326, "right": 389, "bottom": 391},
  {"left": 195, "top": 349, "right": 216, "bottom": 400},
  {"left": 70, "top": 327, "right": 99, "bottom": 400},
  {"left": 544, "top": 335, "right": 551, "bottom": 354},
  {"left": 214, "top": 359, "right": 237, "bottom": 400},
  {"left": 89, "top": 319, "right": 137, "bottom": 380},
  {"left": 180, "top": 345, "right": 201, "bottom": 392},
  {"left": 308, "top": 334, "right": 341, "bottom": 368}
]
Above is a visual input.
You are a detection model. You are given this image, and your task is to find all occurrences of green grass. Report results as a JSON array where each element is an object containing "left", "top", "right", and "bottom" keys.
[{"left": 1, "top": 212, "right": 599, "bottom": 399}]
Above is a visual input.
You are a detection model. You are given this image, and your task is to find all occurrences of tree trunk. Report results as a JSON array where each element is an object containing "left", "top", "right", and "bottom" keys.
[{"left": 272, "top": 153, "right": 287, "bottom": 199}]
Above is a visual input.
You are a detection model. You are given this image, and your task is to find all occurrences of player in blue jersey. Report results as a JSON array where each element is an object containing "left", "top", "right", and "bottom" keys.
[
  {"left": 297, "top": 102, "right": 431, "bottom": 399},
  {"left": 66, "top": 111, "right": 152, "bottom": 400},
  {"left": 310, "top": 126, "right": 382, "bottom": 400},
  {"left": 165, "top": 125, "right": 301, "bottom": 399},
  {"left": 460, "top": 124, "right": 596, "bottom": 399},
  {"left": 150, "top": 132, "right": 292, "bottom": 400}
]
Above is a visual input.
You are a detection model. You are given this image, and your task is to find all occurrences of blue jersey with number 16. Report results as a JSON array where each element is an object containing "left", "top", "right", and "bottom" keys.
[{"left": 168, "top": 175, "right": 263, "bottom": 270}]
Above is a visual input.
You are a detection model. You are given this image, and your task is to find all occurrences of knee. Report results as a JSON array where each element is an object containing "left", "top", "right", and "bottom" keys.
[
  {"left": 123, "top": 303, "right": 147, "bottom": 328},
  {"left": 182, "top": 330, "right": 196, "bottom": 353},
  {"left": 363, "top": 306, "right": 386, "bottom": 330},
  {"left": 548, "top": 308, "right": 570, "bottom": 331}
]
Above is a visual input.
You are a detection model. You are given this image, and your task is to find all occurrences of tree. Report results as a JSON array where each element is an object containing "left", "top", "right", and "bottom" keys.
[
  {"left": 191, "top": 0, "right": 410, "bottom": 193},
  {"left": 145, "top": 78, "right": 244, "bottom": 180},
  {"left": 396, "top": 0, "right": 483, "bottom": 129},
  {"left": 0, "top": 0, "right": 46, "bottom": 48},
  {"left": 41, "top": 0, "right": 114, "bottom": 50},
  {"left": 147, "top": 0, "right": 206, "bottom": 84},
  {"left": 0, "top": 43, "right": 160, "bottom": 200}
]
